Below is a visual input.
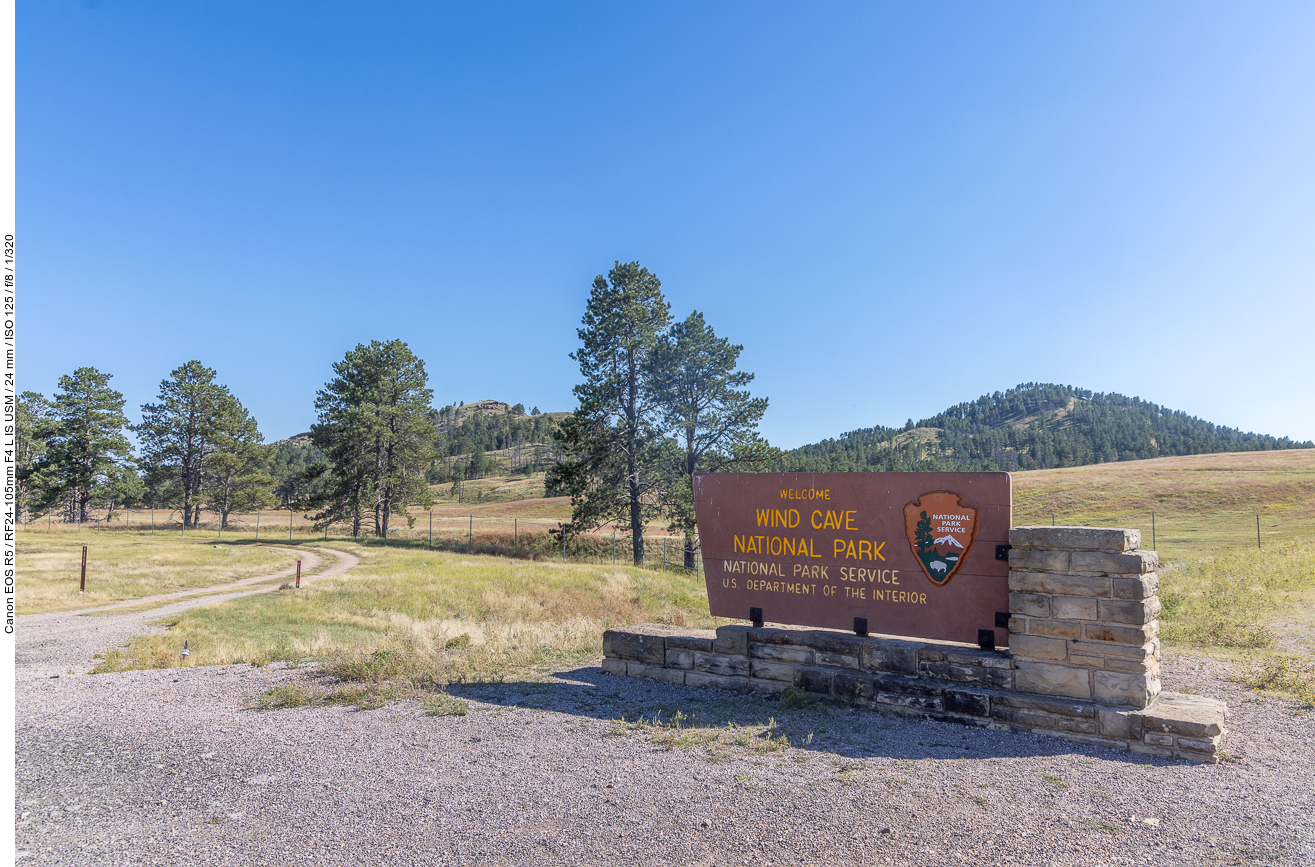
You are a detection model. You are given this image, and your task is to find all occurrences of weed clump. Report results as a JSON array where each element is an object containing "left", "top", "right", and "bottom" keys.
[
  {"left": 326, "top": 649, "right": 411, "bottom": 683},
  {"left": 1231, "top": 657, "right": 1315, "bottom": 707},
  {"left": 780, "top": 687, "right": 809, "bottom": 709},
  {"left": 249, "top": 685, "right": 311, "bottom": 710},
  {"left": 324, "top": 684, "right": 395, "bottom": 710},
  {"left": 422, "top": 692, "right": 470, "bottom": 716}
]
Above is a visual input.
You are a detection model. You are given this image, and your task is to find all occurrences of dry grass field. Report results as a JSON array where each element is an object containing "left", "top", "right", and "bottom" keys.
[
  {"left": 1013, "top": 449, "right": 1315, "bottom": 559},
  {"left": 93, "top": 540, "right": 723, "bottom": 701},
  {"left": 15, "top": 534, "right": 299, "bottom": 615}
]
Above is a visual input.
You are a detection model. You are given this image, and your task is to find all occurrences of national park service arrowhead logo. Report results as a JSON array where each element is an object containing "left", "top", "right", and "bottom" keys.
[{"left": 903, "top": 492, "right": 979, "bottom": 586}]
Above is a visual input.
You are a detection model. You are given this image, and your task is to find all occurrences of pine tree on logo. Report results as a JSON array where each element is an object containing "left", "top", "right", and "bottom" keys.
[{"left": 915, "top": 510, "right": 934, "bottom": 554}]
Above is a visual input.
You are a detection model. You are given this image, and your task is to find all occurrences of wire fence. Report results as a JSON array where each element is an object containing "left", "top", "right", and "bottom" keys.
[
  {"left": 1016, "top": 509, "right": 1315, "bottom": 560},
  {"left": 22, "top": 505, "right": 1312, "bottom": 567},
  {"left": 17, "top": 508, "right": 707, "bottom": 575}
]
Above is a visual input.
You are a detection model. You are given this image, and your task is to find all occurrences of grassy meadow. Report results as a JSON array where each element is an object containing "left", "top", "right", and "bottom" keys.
[
  {"left": 16, "top": 533, "right": 300, "bottom": 614},
  {"left": 1013, "top": 449, "right": 1315, "bottom": 559},
  {"left": 93, "top": 541, "right": 723, "bottom": 689},
  {"left": 27, "top": 449, "right": 1315, "bottom": 706}
]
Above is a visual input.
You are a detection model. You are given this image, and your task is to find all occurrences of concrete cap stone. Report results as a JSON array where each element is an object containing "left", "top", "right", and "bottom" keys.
[{"left": 1010, "top": 526, "right": 1141, "bottom": 552}]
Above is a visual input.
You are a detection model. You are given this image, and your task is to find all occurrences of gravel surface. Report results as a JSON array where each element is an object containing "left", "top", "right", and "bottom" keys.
[{"left": 15, "top": 570, "right": 1315, "bottom": 866}]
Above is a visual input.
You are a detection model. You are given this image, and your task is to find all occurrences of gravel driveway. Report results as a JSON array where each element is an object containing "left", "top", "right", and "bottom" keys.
[{"left": 15, "top": 573, "right": 1315, "bottom": 866}]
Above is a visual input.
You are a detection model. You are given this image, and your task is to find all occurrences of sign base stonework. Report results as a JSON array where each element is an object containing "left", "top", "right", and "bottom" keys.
[{"left": 602, "top": 525, "right": 1230, "bottom": 762}]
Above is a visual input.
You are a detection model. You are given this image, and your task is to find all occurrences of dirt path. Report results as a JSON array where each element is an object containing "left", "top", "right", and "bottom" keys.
[{"left": 15, "top": 547, "right": 360, "bottom": 679}]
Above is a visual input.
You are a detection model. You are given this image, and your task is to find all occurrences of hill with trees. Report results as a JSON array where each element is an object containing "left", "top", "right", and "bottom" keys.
[
  {"left": 429, "top": 400, "right": 567, "bottom": 480},
  {"left": 782, "top": 383, "right": 1314, "bottom": 473}
]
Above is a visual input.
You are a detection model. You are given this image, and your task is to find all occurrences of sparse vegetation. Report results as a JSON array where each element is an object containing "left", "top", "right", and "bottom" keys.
[
  {"left": 1041, "top": 772, "right": 1069, "bottom": 789},
  {"left": 421, "top": 692, "right": 470, "bottom": 716},
  {"left": 16, "top": 533, "right": 297, "bottom": 614},
  {"left": 249, "top": 685, "right": 311, "bottom": 710},
  {"left": 1230, "top": 657, "right": 1315, "bottom": 708},
  {"left": 780, "top": 686, "right": 809, "bottom": 709}
]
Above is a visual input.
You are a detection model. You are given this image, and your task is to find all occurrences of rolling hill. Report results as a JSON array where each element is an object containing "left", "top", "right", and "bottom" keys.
[{"left": 782, "top": 383, "right": 1312, "bottom": 473}]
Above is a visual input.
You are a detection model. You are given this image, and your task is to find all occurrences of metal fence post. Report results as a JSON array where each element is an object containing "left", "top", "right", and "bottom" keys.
[
  {"left": 80, "top": 545, "right": 87, "bottom": 592},
  {"left": 289, "top": 509, "right": 293, "bottom": 541}
]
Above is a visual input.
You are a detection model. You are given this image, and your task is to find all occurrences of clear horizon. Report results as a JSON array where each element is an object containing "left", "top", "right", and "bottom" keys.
[{"left": 20, "top": 2, "right": 1315, "bottom": 449}]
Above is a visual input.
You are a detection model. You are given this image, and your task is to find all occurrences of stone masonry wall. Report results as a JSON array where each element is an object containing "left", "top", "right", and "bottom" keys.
[
  {"left": 1008, "top": 526, "right": 1161, "bottom": 708},
  {"left": 602, "top": 525, "right": 1228, "bottom": 763}
]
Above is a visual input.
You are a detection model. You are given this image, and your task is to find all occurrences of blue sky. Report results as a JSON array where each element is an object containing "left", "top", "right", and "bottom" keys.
[{"left": 20, "top": 2, "right": 1315, "bottom": 447}]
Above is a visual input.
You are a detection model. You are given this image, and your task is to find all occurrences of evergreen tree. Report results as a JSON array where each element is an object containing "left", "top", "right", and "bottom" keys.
[
  {"left": 204, "top": 396, "right": 275, "bottom": 528},
  {"left": 549, "top": 261, "right": 671, "bottom": 565},
  {"left": 310, "top": 340, "right": 436, "bottom": 538},
  {"left": 782, "top": 383, "right": 1313, "bottom": 473},
  {"left": 270, "top": 438, "right": 328, "bottom": 509},
  {"left": 648, "top": 311, "right": 774, "bottom": 567},
  {"left": 15, "top": 391, "right": 52, "bottom": 522},
  {"left": 915, "top": 511, "right": 933, "bottom": 553},
  {"left": 136, "top": 361, "right": 232, "bottom": 528},
  {"left": 28, "top": 368, "right": 133, "bottom": 523}
]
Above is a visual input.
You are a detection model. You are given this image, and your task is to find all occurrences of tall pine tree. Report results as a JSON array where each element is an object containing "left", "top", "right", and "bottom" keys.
[
  {"left": 204, "top": 395, "right": 275, "bottom": 529},
  {"left": 137, "top": 361, "right": 231, "bottom": 528},
  {"left": 549, "top": 261, "right": 671, "bottom": 565},
  {"left": 29, "top": 368, "right": 133, "bottom": 523},
  {"left": 649, "top": 311, "right": 774, "bottom": 567},
  {"left": 310, "top": 340, "right": 435, "bottom": 538}
]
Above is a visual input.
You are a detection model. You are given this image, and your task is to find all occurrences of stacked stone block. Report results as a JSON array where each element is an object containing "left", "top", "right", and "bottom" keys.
[
  {"left": 1007, "top": 526, "right": 1161, "bottom": 708},
  {"left": 601, "top": 525, "right": 1228, "bottom": 763}
]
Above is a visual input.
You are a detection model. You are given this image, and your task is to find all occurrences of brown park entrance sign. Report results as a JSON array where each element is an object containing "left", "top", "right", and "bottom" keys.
[{"left": 693, "top": 472, "right": 1012, "bottom": 648}]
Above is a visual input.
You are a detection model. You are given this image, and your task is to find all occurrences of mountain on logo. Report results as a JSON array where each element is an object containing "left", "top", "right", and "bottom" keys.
[{"left": 903, "top": 492, "right": 980, "bottom": 586}]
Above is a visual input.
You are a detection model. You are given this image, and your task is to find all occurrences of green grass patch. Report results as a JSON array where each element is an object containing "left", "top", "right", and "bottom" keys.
[{"left": 1159, "top": 541, "right": 1315, "bottom": 650}]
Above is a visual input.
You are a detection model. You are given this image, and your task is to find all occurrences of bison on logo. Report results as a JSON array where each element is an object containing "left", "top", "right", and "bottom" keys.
[{"left": 903, "top": 491, "right": 979, "bottom": 586}]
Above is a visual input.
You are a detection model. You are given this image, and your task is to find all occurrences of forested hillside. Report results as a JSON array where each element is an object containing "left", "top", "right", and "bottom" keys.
[
  {"left": 783, "top": 383, "right": 1313, "bottom": 473},
  {"left": 431, "top": 401, "right": 562, "bottom": 458},
  {"left": 429, "top": 400, "right": 566, "bottom": 480}
]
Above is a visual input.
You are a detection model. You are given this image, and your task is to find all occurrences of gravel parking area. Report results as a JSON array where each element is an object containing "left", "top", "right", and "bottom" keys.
[{"left": 16, "top": 615, "right": 1315, "bottom": 867}]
